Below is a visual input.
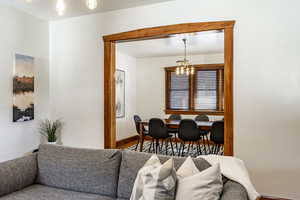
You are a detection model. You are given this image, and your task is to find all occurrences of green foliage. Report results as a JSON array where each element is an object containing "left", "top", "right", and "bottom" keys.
[{"left": 39, "top": 119, "right": 63, "bottom": 142}]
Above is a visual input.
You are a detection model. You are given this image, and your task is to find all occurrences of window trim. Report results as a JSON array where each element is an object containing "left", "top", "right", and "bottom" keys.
[{"left": 165, "top": 64, "right": 224, "bottom": 115}]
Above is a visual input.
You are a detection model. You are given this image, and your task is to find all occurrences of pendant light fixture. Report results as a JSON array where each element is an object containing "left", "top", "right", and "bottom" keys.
[
  {"left": 86, "top": 0, "right": 98, "bottom": 10},
  {"left": 56, "top": 0, "right": 66, "bottom": 16},
  {"left": 176, "top": 38, "right": 194, "bottom": 76}
]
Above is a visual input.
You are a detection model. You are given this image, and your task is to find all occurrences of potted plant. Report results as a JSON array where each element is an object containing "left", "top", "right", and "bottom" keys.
[{"left": 39, "top": 119, "right": 63, "bottom": 144}]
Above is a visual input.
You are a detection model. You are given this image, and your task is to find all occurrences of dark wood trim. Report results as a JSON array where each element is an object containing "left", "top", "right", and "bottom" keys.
[
  {"left": 165, "top": 70, "right": 171, "bottom": 110},
  {"left": 103, "top": 21, "right": 235, "bottom": 42},
  {"left": 223, "top": 27, "right": 234, "bottom": 156},
  {"left": 165, "top": 64, "right": 224, "bottom": 71},
  {"left": 116, "top": 135, "right": 139, "bottom": 148},
  {"left": 217, "top": 69, "right": 224, "bottom": 111},
  {"left": 165, "top": 109, "right": 224, "bottom": 115},
  {"left": 103, "top": 21, "right": 235, "bottom": 156},
  {"left": 189, "top": 72, "right": 194, "bottom": 109},
  {"left": 104, "top": 41, "right": 116, "bottom": 149},
  {"left": 260, "top": 196, "right": 292, "bottom": 200}
]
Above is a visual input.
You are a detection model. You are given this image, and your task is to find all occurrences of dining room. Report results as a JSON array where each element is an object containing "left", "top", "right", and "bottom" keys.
[{"left": 112, "top": 24, "right": 231, "bottom": 157}]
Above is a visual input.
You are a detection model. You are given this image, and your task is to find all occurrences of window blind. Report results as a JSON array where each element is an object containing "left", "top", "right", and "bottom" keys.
[
  {"left": 195, "top": 70, "right": 217, "bottom": 110},
  {"left": 169, "top": 72, "right": 189, "bottom": 109}
]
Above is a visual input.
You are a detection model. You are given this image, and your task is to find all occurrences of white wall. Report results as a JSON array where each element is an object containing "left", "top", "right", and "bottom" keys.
[
  {"left": 136, "top": 54, "right": 224, "bottom": 120},
  {"left": 49, "top": 15, "right": 104, "bottom": 149},
  {"left": 49, "top": 0, "right": 300, "bottom": 198},
  {"left": 116, "top": 51, "right": 137, "bottom": 140},
  {"left": 0, "top": 5, "right": 49, "bottom": 162}
]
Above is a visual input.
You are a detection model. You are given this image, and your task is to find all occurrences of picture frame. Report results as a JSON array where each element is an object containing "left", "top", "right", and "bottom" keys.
[{"left": 115, "top": 69, "right": 125, "bottom": 118}]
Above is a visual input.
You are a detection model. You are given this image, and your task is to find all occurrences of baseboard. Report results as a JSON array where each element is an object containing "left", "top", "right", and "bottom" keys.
[{"left": 116, "top": 135, "right": 139, "bottom": 148}]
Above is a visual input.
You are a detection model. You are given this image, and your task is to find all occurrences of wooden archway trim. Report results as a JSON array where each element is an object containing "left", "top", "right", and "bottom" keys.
[{"left": 103, "top": 21, "right": 235, "bottom": 156}]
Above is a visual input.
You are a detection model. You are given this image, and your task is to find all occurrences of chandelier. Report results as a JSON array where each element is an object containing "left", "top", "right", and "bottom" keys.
[
  {"left": 176, "top": 38, "right": 194, "bottom": 76},
  {"left": 53, "top": 0, "right": 98, "bottom": 16}
]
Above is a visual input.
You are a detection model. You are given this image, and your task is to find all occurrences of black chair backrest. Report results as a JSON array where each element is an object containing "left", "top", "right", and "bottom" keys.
[
  {"left": 210, "top": 121, "right": 224, "bottom": 144},
  {"left": 148, "top": 118, "right": 169, "bottom": 139},
  {"left": 178, "top": 119, "right": 200, "bottom": 141},
  {"left": 195, "top": 114, "right": 209, "bottom": 122},
  {"left": 168, "top": 114, "right": 181, "bottom": 120},
  {"left": 133, "top": 115, "right": 143, "bottom": 134}
]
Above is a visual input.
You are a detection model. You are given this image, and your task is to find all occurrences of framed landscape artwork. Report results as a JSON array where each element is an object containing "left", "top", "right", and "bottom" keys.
[
  {"left": 116, "top": 69, "right": 125, "bottom": 118},
  {"left": 13, "top": 53, "right": 34, "bottom": 122}
]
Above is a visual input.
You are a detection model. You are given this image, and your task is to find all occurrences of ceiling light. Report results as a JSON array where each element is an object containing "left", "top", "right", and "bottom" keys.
[
  {"left": 176, "top": 38, "right": 194, "bottom": 76},
  {"left": 25, "top": 0, "right": 32, "bottom": 3},
  {"left": 86, "top": 0, "right": 98, "bottom": 10},
  {"left": 56, "top": 0, "right": 66, "bottom": 16}
]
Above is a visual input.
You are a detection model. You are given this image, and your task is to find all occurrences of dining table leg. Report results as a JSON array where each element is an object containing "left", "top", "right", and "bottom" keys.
[{"left": 139, "top": 122, "right": 144, "bottom": 152}]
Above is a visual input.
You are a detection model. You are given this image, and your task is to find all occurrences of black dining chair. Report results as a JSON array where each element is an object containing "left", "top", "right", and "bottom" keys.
[
  {"left": 178, "top": 119, "right": 202, "bottom": 156},
  {"left": 148, "top": 118, "right": 174, "bottom": 155},
  {"left": 194, "top": 114, "right": 210, "bottom": 154},
  {"left": 133, "top": 115, "right": 148, "bottom": 151},
  {"left": 167, "top": 114, "right": 181, "bottom": 150},
  {"left": 210, "top": 121, "right": 224, "bottom": 154}
]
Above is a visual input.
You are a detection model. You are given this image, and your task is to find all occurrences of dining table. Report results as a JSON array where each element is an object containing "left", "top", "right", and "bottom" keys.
[{"left": 138, "top": 119, "right": 214, "bottom": 152}]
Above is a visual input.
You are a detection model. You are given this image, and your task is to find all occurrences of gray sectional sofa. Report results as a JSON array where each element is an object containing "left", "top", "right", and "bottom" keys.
[{"left": 0, "top": 144, "right": 248, "bottom": 200}]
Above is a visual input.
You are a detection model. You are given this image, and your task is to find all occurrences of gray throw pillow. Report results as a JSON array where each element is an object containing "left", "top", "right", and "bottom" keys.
[{"left": 130, "top": 154, "right": 177, "bottom": 200}]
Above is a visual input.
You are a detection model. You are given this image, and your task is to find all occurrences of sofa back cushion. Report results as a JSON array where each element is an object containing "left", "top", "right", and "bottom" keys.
[
  {"left": 37, "top": 144, "right": 122, "bottom": 197},
  {"left": 117, "top": 151, "right": 211, "bottom": 199},
  {"left": 0, "top": 154, "right": 37, "bottom": 197}
]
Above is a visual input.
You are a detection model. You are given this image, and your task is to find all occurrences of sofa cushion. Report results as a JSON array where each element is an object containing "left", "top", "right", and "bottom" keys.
[
  {"left": 0, "top": 184, "right": 115, "bottom": 200},
  {"left": 117, "top": 150, "right": 211, "bottom": 199},
  {"left": 37, "top": 145, "right": 122, "bottom": 197}
]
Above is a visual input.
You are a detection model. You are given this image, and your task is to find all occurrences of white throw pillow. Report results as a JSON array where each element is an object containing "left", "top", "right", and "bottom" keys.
[
  {"left": 130, "top": 154, "right": 177, "bottom": 200},
  {"left": 176, "top": 156, "right": 223, "bottom": 200}
]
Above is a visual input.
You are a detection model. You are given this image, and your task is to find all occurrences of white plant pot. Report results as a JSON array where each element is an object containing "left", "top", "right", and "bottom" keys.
[{"left": 47, "top": 141, "right": 57, "bottom": 145}]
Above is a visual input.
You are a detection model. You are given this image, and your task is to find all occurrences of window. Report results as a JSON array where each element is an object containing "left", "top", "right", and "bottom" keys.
[
  {"left": 165, "top": 64, "right": 224, "bottom": 114},
  {"left": 169, "top": 72, "right": 189, "bottom": 109}
]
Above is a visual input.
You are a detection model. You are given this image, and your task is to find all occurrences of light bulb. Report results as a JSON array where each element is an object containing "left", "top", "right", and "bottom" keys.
[
  {"left": 86, "top": 0, "right": 98, "bottom": 10},
  {"left": 176, "top": 67, "right": 180, "bottom": 75},
  {"left": 180, "top": 67, "right": 184, "bottom": 75},
  {"left": 186, "top": 68, "right": 189, "bottom": 76},
  {"left": 191, "top": 67, "right": 194, "bottom": 75},
  {"left": 56, "top": 0, "right": 66, "bottom": 16}
]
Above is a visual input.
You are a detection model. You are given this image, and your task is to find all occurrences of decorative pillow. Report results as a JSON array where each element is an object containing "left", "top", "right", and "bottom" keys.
[
  {"left": 176, "top": 156, "right": 223, "bottom": 200},
  {"left": 130, "top": 154, "right": 177, "bottom": 200}
]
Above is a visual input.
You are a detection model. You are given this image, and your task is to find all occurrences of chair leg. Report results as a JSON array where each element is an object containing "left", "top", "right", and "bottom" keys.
[
  {"left": 181, "top": 142, "right": 186, "bottom": 157},
  {"left": 213, "top": 145, "right": 217, "bottom": 154},
  {"left": 169, "top": 138, "right": 175, "bottom": 156},
  {"left": 205, "top": 135, "right": 210, "bottom": 154},
  {"left": 197, "top": 140, "right": 202, "bottom": 155},
  {"left": 134, "top": 137, "right": 140, "bottom": 151},
  {"left": 202, "top": 136, "right": 207, "bottom": 155},
  {"left": 196, "top": 142, "right": 200, "bottom": 156},
  {"left": 148, "top": 138, "right": 154, "bottom": 153},
  {"left": 217, "top": 145, "right": 221, "bottom": 155},
  {"left": 165, "top": 139, "right": 168, "bottom": 155},
  {"left": 155, "top": 139, "right": 159, "bottom": 154},
  {"left": 159, "top": 139, "right": 164, "bottom": 152},
  {"left": 178, "top": 142, "right": 183, "bottom": 156},
  {"left": 191, "top": 142, "right": 195, "bottom": 157},
  {"left": 187, "top": 142, "right": 191, "bottom": 155},
  {"left": 174, "top": 133, "right": 179, "bottom": 151}
]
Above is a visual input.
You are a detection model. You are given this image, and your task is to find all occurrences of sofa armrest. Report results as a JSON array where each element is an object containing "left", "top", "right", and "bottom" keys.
[
  {"left": 0, "top": 154, "right": 37, "bottom": 197},
  {"left": 221, "top": 180, "right": 249, "bottom": 200}
]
